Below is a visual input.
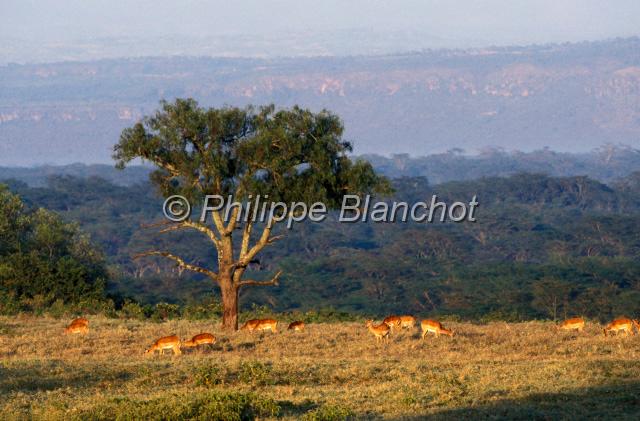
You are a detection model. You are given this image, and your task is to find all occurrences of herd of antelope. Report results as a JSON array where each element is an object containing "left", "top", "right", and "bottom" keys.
[{"left": 62, "top": 315, "right": 640, "bottom": 355}]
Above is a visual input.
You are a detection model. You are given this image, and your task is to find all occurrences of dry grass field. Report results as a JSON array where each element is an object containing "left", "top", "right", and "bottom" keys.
[{"left": 1, "top": 316, "right": 640, "bottom": 420}]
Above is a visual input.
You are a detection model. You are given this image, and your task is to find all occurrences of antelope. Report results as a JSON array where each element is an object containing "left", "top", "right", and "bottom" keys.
[
  {"left": 382, "top": 315, "right": 402, "bottom": 329},
  {"left": 558, "top": 317, "right": 585, "bottom": 332},
  {"left": 421, "top": 319, "right": 454, "bottom": 339},
  {"left": 288, "top": 321, "right": 305, "bottom": 331},
  {"left": 64, "top": 317, "right": 89, "bottom": 334},
  {"left": 182, "top": 333, "right": 216, "bottom": 349},
  {"left": 365, "top": 320, "right": 390, "bottom": 342},
  {"left": 240, "top": 318, "right": 278, "bottom": 332},
  {"left": 398, "top": 315, "right": 417, "bottom": 329},
  {"left": 144, "top": 335, "right": 182, "bottom": 356},
  {"left": 603, "top": 318, "right": 636, "bottom": 337}
]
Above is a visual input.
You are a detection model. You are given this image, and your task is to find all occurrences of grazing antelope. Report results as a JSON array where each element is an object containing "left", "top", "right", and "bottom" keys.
[
  {"left": 603, "top": 318, "right": 636, "bottom": 337},
  {"left": 240, "top": 319, "right": 278, "bottom": 333},
  {"left": 421, "top": 319, "right": 454, "bottom": 339},
  {"left": 383, "top": 315, "right": 402, "bottom": 329},
  {"left": 288, "top": 321, "right": 305, "bottom": 332},
  {"left": 182, "top": 333, "right": 216, "bottom": 349},
  {"left": 558, "top": 317, "right": 585, "bottom": 332},
  {"left": 398, "top": 315, "right": 417, "bottom": 329},
  {"left": 365, "top": 320, "right": 390, "bottom": 342},
  {"left": 64, "top": 317, "right": 89, "bottom": 334},
  {"left": 144, "top": 335, "right": 182, "bottom": 356}
]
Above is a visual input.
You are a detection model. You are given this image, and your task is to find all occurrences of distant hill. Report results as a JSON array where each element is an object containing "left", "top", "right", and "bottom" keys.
[
  {"left": 1, "top": 38, "right": 640, "bottom": 165},
  {"left": 0, "top": 163, "right": 152, "bottom": 187}
]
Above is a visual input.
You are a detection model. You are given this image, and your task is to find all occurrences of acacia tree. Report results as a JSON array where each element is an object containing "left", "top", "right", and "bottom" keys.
[{"left": 114, "top": 99, "right": 389, "bottom": 330}]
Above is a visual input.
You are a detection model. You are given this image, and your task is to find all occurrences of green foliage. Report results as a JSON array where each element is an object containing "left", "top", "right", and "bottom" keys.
[
  {"left": 114, "top": 99, "right": 391, "bottom": 206},
  {"left": 302, "top": 404, "right": 355, "bottom": 421},
  {"left": 193, "top": 364, "right": 226, "bottom": 387},
  {"left": 0, "top": 185, "right": 107, "bottom": 310},
  {"left": 182, "top": 299, "right": 222, "bottom": 320},
  {"left": 151, "top": 302, "right": 181, "bottom": 321},
  {"left": 238, "top": 361, "right": 276, "bottom": 386},
  {"left": 118, "top": 300, "right": 148, "bottom": 320},
  {"left": 78, "top": 390, "right": 280, "bottom": 421}
]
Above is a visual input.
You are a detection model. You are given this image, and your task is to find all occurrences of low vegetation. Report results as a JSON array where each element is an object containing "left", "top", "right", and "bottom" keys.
[{"left": 1, "top": 316, "right": 639, "bottom": 419}]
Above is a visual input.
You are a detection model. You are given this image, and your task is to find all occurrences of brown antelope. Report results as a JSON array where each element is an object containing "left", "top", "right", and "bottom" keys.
[
  {"left": 421, "top": 319, "right": 454, "bottom": 339},
  {"left": 558, "top": 317, "right": 585, "bottom": 332},
  {"left": 64, "top": 317, "right": 89, "bottom": 334},
  {"left": 240, "top": 318, "right": 278, "bottom": 332},
  {"left": 182, "top": 333, "right": 216, "bottom": 349},
  {"left": 603, "top": 318, "right": 636, "bottom": 337},
  {"left": 383, "top": 315, "right": 402, "bottom": 329},
  {"left": 398, "top": 315, "right": 417, "bottom": 329},
  {"left": 144, "top": 335, "right": 182, "bottom": 356},
  {"left": 288, "top": 321, "right": 305, "bottom": 331},
  {"left": 365, "top": 320, "right": 390, "bottom": 342}
]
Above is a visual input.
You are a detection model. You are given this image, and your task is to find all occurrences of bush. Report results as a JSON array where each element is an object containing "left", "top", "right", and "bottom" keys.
[
  {"left": 193, "top": 364, "right": 226, "bottom": 387},
  {"left": 240, "top": 304, "right": 276, "bottom": 322},
  {"left": 151, "top": 302, "right": 181, "bottom": 321},
  {"left": 19, "top": 293, "right": 56, "bottom": 315},
  {"left": 182, "top": 300, "right": 222, "bottom": 320},
  {"left": 0, "top": 291, "right": 20, "bottom": 315},
  {"left": 78, "top": 391, "right": 280, "bottom": 421},
  {"left": 238, "top": 361, "right": 276, "bottom": 386},
  {"left": 118, "top": 300, "right": 147, "bottom": 320},
  {"left": 302, "top": 404, "right": 355, "bottom": 421},
  {"left": 47, "top": 298, "right": 67, "bottom": 318}
]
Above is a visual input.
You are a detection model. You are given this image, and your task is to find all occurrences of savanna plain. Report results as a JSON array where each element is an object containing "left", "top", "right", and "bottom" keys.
[{"left": 1, "top": 316, "right": 640, "bottom": 420}]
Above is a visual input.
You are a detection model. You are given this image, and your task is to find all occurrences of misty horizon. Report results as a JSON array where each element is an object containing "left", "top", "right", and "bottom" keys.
[{"left": 2, "top": 0, "right": 639, "bottom": 64}]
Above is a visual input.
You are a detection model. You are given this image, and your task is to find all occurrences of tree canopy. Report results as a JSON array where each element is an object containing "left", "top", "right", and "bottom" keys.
[
  {"left": 114, "top": 99, "right": 390, "bottom": 206},
  {"left": 0, "top": 184, "right": 107, "bottom": 305}
]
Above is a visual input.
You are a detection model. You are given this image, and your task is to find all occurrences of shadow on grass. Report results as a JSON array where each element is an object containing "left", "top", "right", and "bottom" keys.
[
  {"left": 0, "top": 363, "right": 133, "bottom": 393},
  {"left": 277, "top": 399, "right": 319, "bottom": 417},
  {"left": 396, "top": 382, "right": 640, "bottom": 420}
]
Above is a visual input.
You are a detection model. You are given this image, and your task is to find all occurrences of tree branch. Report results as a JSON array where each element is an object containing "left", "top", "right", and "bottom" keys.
[
  {"left": 156, "top": 220, "right": 221, "bottom": 248},
  {"left": 239, "top": 219, "right": 253, "bottom": 260},
  {"left": 224, "top": 185, "right": 245, "bottom": 235},
  {"left": 133, "top": 251, "right": 217, "bottom": 279},
  {"left": 238, "top": 217, "right": 277, "bottom": 266},
  {"left": 238, "top": 270, "right": 282, "bottom": 288}
]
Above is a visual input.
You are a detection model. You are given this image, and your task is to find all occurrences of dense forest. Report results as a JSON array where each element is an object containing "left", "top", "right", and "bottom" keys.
[{"left": 2, "top": 165, "right": 640, "bottom": 321}]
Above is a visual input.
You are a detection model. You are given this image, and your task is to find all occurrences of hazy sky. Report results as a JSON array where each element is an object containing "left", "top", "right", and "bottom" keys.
[{"left": 1, "top": 0, "right": 639, "bottom": 60}]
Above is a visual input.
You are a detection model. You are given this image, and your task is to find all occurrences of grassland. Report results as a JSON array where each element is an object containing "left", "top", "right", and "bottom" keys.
[{"left": 1, "top": 316, "right": 640, "bottom": 420}]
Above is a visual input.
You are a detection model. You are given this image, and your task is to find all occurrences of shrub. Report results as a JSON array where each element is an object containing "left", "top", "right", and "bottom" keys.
[
  {"left": 182, "top": 300, "right": 223, "bottom": 320},
  {"left": 193, "top": 364, "right": 226, "bottom": 387},
  {"left": 238, "top": 361, "right": 276, "bottom": 386},
  {"left": 77, "top": 391, "right": 280, "bottom": 421},
  {"left": 151, "top": 302, "right": 181, "bottom": 321},
  {"left": 118, "top": 300, "right": 147, "bottom": 320},
  {"left": 302, "top": 404, "right": 355, "bottom": 421},
  {"left": 0, "top": 291, "right": 20, "bottom": 315},
  {"left": 47, "top": 298, "right": 67, "bottom": 318}
]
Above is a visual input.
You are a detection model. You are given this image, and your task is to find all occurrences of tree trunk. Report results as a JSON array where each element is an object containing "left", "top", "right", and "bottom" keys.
[{"left": 220, "top": 278, "right": 239, "bottom": 331}]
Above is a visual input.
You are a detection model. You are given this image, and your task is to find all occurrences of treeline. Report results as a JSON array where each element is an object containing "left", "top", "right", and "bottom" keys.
[
  {"left": 2, "top": 145, "right": 640, "bottom": 188},
  {"left": 2, "top": 170, "right": 640, "bottom": 322},
  {"left": 364, "top": 145, "right": 640, "bottom": 184}
]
